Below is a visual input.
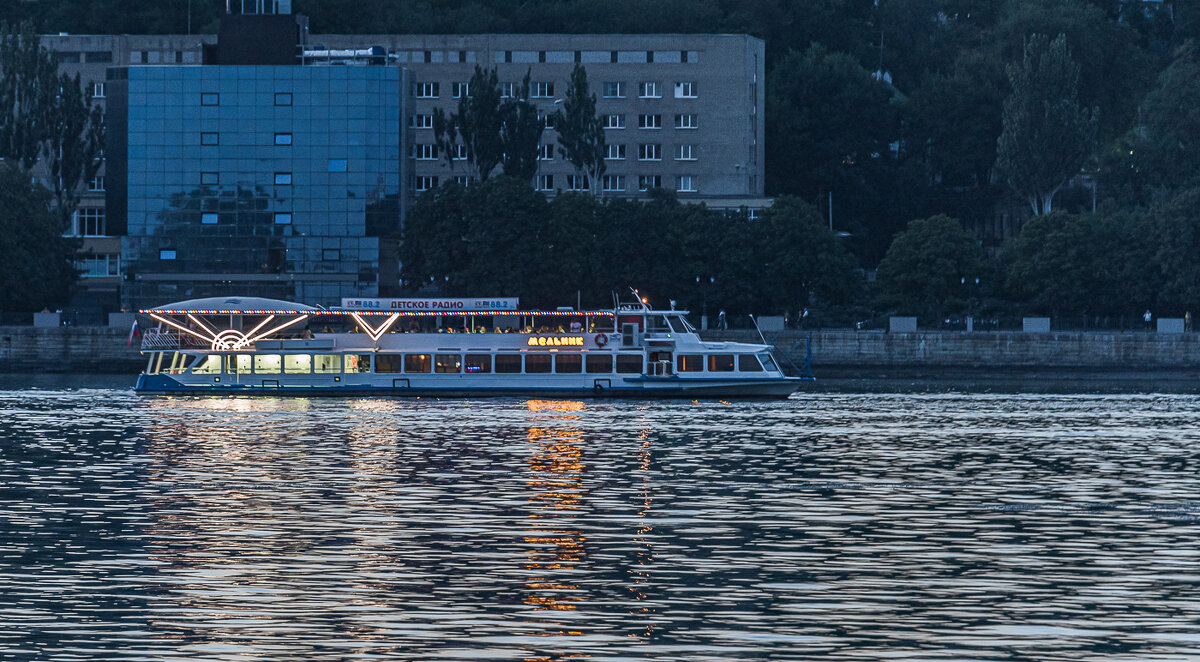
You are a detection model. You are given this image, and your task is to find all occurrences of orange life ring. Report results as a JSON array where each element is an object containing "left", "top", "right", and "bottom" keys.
[{"left": 595, "top": 333, "right": 608, "bottom": 347}]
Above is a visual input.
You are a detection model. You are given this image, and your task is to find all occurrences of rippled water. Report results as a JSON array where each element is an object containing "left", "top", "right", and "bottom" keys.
[{"left": 2, "top": 387, "right": 1200, "bottom": 660}]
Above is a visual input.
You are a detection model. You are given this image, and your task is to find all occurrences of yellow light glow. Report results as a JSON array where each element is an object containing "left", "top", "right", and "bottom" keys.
[{"left": 527, "top": 336, "right": 584, "bottom": 347}]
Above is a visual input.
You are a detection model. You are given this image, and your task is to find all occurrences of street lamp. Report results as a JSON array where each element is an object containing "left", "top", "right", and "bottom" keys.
[
  {"left": 696, "top": 276, "right": 714, "bottom": 329},
  {"left": 961, "top": 276, "right": 980, "bottom": 331}
]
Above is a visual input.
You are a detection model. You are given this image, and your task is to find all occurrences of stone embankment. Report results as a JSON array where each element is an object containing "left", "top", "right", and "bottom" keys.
[{"left": 2, "top": 326, "right": 1198, "bottom": 378}]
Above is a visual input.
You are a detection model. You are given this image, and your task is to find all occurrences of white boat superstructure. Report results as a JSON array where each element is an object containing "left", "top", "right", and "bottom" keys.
[{"left": 134, "top": 294, "right": 808, "bottom": 398}]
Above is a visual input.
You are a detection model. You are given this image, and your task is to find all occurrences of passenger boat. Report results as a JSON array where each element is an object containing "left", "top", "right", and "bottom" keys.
[{"left": 133, "top": 293, "right": 808, "bottom": 398}]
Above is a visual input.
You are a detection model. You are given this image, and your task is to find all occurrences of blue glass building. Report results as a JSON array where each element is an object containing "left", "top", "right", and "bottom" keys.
[{"left": 107, "top": 63, "right": 407, "bottom": 310}]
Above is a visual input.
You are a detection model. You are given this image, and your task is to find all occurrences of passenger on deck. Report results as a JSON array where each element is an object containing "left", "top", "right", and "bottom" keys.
[{"left": 570, "top": 320, "right": 582, "bottom": 333}]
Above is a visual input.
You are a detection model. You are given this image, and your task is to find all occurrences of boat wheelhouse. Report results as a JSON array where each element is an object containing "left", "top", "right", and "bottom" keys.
[{"left": 134, "top": 294, "right": 807, "bottom": 398}]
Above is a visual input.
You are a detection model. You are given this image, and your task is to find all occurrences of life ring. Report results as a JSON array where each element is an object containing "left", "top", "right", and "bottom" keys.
[{"left": 595, "top": 333, "right": 608, "bottom": 347}]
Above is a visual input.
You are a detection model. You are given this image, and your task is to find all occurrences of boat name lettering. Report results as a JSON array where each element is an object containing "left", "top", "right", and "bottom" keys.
[{"left": 527, "top": 336, "right": 585, "bottom": 347}]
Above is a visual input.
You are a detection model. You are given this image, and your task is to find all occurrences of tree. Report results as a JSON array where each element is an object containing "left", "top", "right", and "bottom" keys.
[
  {"left": 47, "top": 72, "right": 104, "bottom": 226},
  {"left": 0, "top": 22, "right": 56, "bottom": 168},
  {"left": 433, "top": 65, "right": 504, "bottom": 180},
  {"left": 874, "top": 214, "right": 987, "bottom": 320},
  {"left": 995, "top": 33, "right": 1097, "bottom": 215},
  {"left": 0, "top": 163, "right": 77, "bottom": 311},
  {"left": 554, "top": 63, "right": 605, "bottom": 195},
  {"left": 499, "top": 71, "right": 544, "bottom": 182},
  {"left": 1124, "top": 42, "right": 1200, "bottom": 193},
  {"left": 1152, "top": 187, "right": 1200, "bottom": 315},
  {"left": 755, "top": 196, "right": 860, "bottom": 313}
]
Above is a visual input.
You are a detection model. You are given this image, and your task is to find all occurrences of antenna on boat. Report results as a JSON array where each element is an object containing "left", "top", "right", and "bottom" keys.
[{"left": 748, "top": 314, "right": 767, "bottom": 344}]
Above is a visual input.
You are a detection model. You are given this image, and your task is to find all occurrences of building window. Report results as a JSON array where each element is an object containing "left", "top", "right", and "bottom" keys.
[
  {"left": 531, "top": 81, "right": 555, "bottom": 98},
  {"left": 675, "top": 144, "right": 696, "bottom": 161},
  {"left": 201, "top": 132, "right": 219, "bottom": 145},
  {"left": 201, "top": 212, "right": 218, "bottom": 224},
  {"left": 410, "top": 114, "right": 434, "bottom": 129},
  {"left": 323, "top": 249, "right": 340, "bottom": 261},
  {"left": 605, "top": 143, "right": 626, "bottom": 160},
  {"left": 91, "top": 82, "right": 105, "bottom": 98},
  {"left": 274, "top": 172, "right": 292, "bottom": 185},
  {"left": 414, "top": 82, "right": 439, "bottom": 98},
  {"left": 566, "top": 174, "right": 589, "bottom": 191},
  {"left": 275, "top": 92, "right": 292, "bottom": 106},
  {"left": 201, "top": 172, "right": 219, "bottom": 185},
  {"left": 77, "top": 254, "right": 119, "bottom": 278},
  {"left": 639, "top": 82, "right": 661, "bottom": 98},
  {"left": 500, "top": 82, "right": 516, "bottom": 98},
  {"left": 274, "top": 213, "right": 292, "bottom": 224},
  {"left": 414, "top": 175, "right": 439, "bottom": 191},
  {"left": 677, "top": 175, "right": 697, "bottom": 192},
  {"left": 160, "top": 249, "right": 177, "bottom": 260},
  {"left": 71, "top": 208, "right": 105, "bottom": 236},
  {"left": 675, "top": 114, "right": 698, "bottom": 129},
  {"left": 537, "top": 143, "right": 554, "bottom": 160},
  {"left": 535, "top": 174, "right": 554, "bottom": 191},
  {"left": 88, "top": 175, "right": 105, "bottom": 192},
  {"left": 638, "top": 114, "right": 661, "bottom": 129},
  {"left": 638, "top": 143, "right": 661, "bottom": 161},
  {"left": 603, "top": 81, "right": 625, "bottom": 98},
  {"left": 201, "top": 92, "right": 219, "bottom": 106},
  {"left": 413, "top": 144, "right": 438, "bottom": 160},
  {"left": 638, "top": 175, "right": 661, "bottom": 191},
  {"left": 452, "top": 144, "right": 467, "bottom": 161},
  {"left": 602, "top": 175, "right": 625, "bottom": 192},
  {"left": 454, "top": 175, "right": 471, "bottom": 186},
  {"left": 603, "top": 114, "right": 626, "bottom": 130},
  {"left": 452, "top": 81, "right": 470, "bottom": 99},
  {"left": 674, "top": 82, "right": 697, "bottom": 98},
  {"left": 85, "top": 51, "right": 113, "bottom": 64},
  {"left": 274, "top": 133, "right": 292, "bottom": 145},
  {"left": 328, "top": 159, "right": 348, "bottom": 172},
  {"left": 541, "top": 114, "right": 556, "bottom": 130}
]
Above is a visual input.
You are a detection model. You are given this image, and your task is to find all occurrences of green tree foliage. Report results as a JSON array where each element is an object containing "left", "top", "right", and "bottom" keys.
[
  {"left": 1120, "top": 42, "right": 1200, "bottom": 196},
  {"left": 0, "top": 164, "right": 77, "bottom": 311},
  {"left": 995, "top": 33, "right": 1097, "bottom": 215},
  {"left": 554, "top": 63, "right": 605, "bottom": 195},
  {"left": 1152, "top": 187, "right": 1200, "bottom": 315},
  {"left": 433, "top": 65, "right": 504, "bottom": 180},
  {"left": 755, "top": 196, "right": 859, "bottom": 313},
  {"left": 0, "top": 22, "right": 56, "bottom": 168},
  {"left": 47, "top": 72, "right": 104, "bottom": 225},
  {"left": 874, "top": 215, "right": 986, "bottom": 320},
  {"left": 499, "top": 71, "right": 544, "bottom": 181}
]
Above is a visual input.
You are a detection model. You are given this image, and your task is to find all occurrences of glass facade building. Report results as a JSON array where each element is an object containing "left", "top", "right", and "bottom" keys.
[{"left": 108, "top": 64, "right": 405, "bottom": 310}]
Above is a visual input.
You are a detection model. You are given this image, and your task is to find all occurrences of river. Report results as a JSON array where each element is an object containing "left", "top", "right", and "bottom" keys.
[{"left": 2, "top": 381, "right": 1199, "bottom": 660}]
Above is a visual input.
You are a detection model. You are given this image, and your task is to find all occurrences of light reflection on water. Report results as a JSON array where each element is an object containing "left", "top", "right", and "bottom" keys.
[{"left": 2, "top": 390, "right": 1200, "bottom": 660}]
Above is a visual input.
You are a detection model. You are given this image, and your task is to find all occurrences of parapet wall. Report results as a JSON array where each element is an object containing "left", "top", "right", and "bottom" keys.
[{"left": 2, "top": 326, "right": 1199, "bottom": 374}]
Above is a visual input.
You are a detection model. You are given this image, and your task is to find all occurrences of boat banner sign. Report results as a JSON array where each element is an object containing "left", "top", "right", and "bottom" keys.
[{"left": 340, "top": 297, "right": 520, "bottom": 311}]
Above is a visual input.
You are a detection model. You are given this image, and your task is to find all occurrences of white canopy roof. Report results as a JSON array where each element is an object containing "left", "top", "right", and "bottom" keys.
[{"left": 143, "top": 297, "right": 321, "bottom": 314}]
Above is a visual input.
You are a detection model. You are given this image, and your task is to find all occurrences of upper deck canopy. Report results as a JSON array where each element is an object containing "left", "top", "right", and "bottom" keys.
[{"left": 142, "top": 297, "right": 321, "bottom": 315}]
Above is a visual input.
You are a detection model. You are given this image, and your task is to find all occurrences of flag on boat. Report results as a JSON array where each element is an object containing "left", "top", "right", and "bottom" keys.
[{"left": 127, "top": 319, "right": 140, "bottom": 346}]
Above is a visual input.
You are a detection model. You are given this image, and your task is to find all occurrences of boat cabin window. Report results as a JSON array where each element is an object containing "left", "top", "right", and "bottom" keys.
[
  {"left": 376, "top": 355, "right": 404, "bottom": 373},
  {"left": 314, "top": 354, "right": 340, "bottom": 373},
  {"left": 465, "top": 354, "right": 491, "bottom": 373},
  {"left": 435, "top": 354, "right": 462, "bottom": 373},
  {"left": 738, "top": 354, "right": 763, "bottom": 371},
  {"left": 668, "top": 315, "right": 695, "bottom": 332},
  {"left": 254, "top": 354, "right": 282, "bottom": 374},
  {"left": 190, "top": 355, "right": 221, "bottom": 374},
  {"left": 405, "top": 354, "right": 432, "bottom": 373},
  {"left": 555, "top": 354, "right": 582, "bottom": 373},
  {"left": 708, "top": 354, "right": 735, "bottom": 372},
  {"left": 227, "top": 355, "right": 252, "bottom": 374},
  {"left": 646, "top": 315, "right": 669, "bottom": 333},
  {"left": 758, "top": 352, "right": 780, "bottom": 373},
  {"left": 677, "top": 354, "right": 703, "bottom": 372},
  {"left": 616, "top": 354, "right": 643, "bottom": 373},
  {"left": 345, "top": 354, "right": 371, "bottom": 373},
  {"left": 284, "top": 354, "right": 311, "bottom": 374},
  {"left": 586, "top": 354, "right": 613, "bottom": 373},
  {"left": 495, "top": 354, "right": 522, "bottom": 373},
  {"left": 525, "top": 354, "right": 552, "bottom": 373}
]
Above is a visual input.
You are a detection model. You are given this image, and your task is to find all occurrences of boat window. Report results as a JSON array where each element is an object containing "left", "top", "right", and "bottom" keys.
[
  {"left": 495, "top": 354, "right": 522, "bottom": 373},
  {"left": 673, "top": 315, "right": 696, "bottom": 332},
  {"left": 344, "top": 354, "right": 371, "bottom": 373},
  {"left": 314, "top": 354, "right": 340, "bottom": 373},
  {"left": 586, "top": 354, "right": 613, "bottom": 373},
  {"left": 758, "top": 352, "right": 780, "bottom": 373},
  {"left": 284, "top": 354, "right": 311, "bottom": 374},
  {"left": 190, "top": 355, "right": 221, "bottom": 374},
  {"left": 525, "top": 354, "right": 552, "bottom": 373},
  {"left": 616, "top": 354, "right": 643, "bottom": 373},
  {"left": 646, "top": 315, "right": 669, "bottom": 332},
  {"left": 708, "top": 354, "right": 734, "bottom": 372},
  {"left": 555, "top": 354, "right": 582, "bottom": 373},
  {"left": 404, "top": 354, "right": 432, "bottom": 373},
  {"left": 226, "top": 354, "right": 252, "bottom": 374},
  {"left": 677, "top": 354, "right": 703, "bottom": 372},
  {"left": 435, "top": 354, "right": 462, "bottom": 373},
  {"left": 738, "top": 354, "right": 763, "bottom": 371},
  {"left": 254, "top": 354, "right": 282, "bottom": 374},
  {"left": 376, "top": 355, "right": 404, "bottom": 373},
  {"left": 465, "top": 354, "right": 491, "bottom": 373}
]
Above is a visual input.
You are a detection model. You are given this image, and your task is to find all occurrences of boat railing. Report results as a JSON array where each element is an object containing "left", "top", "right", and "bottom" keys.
[{"left": 140, "top": 330, "right": 207, "bottom": 350}]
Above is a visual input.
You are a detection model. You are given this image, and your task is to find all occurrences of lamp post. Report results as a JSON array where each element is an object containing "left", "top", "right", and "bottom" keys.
[
  {"left": 696, "top": 275, "right": 714, "bottom": 329},
  {"left": 961, "top": 276, "right": 979, "bottom": 331}
]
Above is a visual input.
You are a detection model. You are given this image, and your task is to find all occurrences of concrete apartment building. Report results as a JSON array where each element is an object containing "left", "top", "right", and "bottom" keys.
[{"left": 39, "top": 11, "right": 766, "bottom": 312}]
